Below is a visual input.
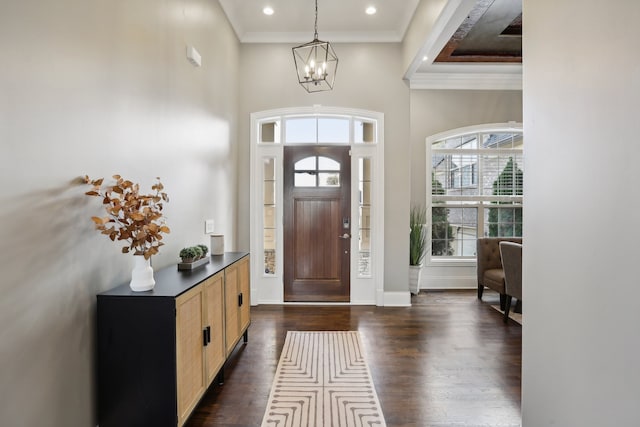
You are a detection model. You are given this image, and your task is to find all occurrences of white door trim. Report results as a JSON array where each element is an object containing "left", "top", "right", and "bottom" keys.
[{"left": 250, "top": 106, "right": 385, "bottom": 305}]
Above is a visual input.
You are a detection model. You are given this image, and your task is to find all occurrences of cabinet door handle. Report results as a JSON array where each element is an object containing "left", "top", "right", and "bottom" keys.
[
  {"left": 238, "top": 292, "right": 243, "bottom": 307},
  {"left": 203, "top": 328, "right": 208, "bottom": 347},
  {"left": 206, "top": 326, "right": 211, "bottom": 344}
]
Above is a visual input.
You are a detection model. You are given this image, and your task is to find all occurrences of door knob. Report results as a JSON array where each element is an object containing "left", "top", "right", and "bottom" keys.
[{"left": 339, "top": 233, "right": 351, "bottom": 239}]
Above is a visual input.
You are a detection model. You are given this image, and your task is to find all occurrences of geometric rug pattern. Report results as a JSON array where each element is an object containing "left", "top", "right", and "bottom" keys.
[{"left": 260, "top": 331, "right": 386, "bottom": 427}]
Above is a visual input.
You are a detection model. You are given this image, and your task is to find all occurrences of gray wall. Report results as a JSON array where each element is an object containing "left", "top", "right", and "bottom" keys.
[
  {"left": 236, "top": 42, "right": 411, "bottom": 293},
  {"left": 523, "top": 0, "right": 640, "bottom": 425},
  {"left": 0, "top": 0, "right": 240, "bottom": 425}
]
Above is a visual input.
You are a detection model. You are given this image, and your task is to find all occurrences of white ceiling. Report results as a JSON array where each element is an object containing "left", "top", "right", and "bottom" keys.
[
  {"left": 218, "top": 0, "right": 420, "bottom": 43},
  {"left": 218, "top": 0, "right": 522, "bottom": 90}
]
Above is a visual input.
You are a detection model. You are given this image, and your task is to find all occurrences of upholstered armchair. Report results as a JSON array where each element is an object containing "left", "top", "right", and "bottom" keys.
[
  {"left": 499, "top": 241, "right": 523, "bottom": 323},
  {"left": 476, "top": 237, "right": 523, "bottom": 310}
]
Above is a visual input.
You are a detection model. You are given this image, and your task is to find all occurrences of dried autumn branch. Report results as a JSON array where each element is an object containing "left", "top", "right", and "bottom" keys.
[{"left": 84, "top": 175, "right": 171, "bottom": 260}]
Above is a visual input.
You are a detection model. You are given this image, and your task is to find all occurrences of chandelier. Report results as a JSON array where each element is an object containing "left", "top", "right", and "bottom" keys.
[{"left": 292, "top": 0, "right": 338, "bottom": 93}]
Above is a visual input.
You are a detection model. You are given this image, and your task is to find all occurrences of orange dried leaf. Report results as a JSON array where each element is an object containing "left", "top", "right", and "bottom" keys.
[{"left": 91, "top": 216, "right": 104, "bottom": 225}]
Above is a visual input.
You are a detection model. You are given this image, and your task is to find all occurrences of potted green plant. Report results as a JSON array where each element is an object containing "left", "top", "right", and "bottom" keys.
[
  {"left": 179, "top": 246, "right": 200, "bottom": 263},
  {"left": 197, "top": 244, "right": 209, "bottom": 258},
  {"left": 178, "top": 245, "right": 210, "bottom": 270},
  {"left": 409, "top": 204, "right": 427, "bottom": 294}
]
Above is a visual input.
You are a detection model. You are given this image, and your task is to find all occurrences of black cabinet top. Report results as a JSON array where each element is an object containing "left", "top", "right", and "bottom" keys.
[{"left": 98, "top": 252, "right": 249, "bottom": 298}]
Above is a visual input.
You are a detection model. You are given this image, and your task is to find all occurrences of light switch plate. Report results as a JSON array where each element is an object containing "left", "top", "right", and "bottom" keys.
[{"left": 205, "top": 219, "right": 214, "bottom": 234}]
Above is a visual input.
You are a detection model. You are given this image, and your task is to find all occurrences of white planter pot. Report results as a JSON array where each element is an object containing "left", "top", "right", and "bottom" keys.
[
  {"left": 409, "top": 264, "right": 423, "bottom": 295},
  {"left": 130, "top": 256, "right": 155, "bottom": 292}
]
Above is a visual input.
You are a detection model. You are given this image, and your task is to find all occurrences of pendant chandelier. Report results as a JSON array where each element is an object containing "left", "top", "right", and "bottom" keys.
[{"left": 292, "top": 0, "right": 338, "bottom": 93}]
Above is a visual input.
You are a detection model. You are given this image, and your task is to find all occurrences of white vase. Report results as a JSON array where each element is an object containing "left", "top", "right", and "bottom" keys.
[
  {"left": 409, "top": 264, "right": 423, "bottom": 295},
  {"left": 130, "top": 256, "right": 155, "bottom": 292}
]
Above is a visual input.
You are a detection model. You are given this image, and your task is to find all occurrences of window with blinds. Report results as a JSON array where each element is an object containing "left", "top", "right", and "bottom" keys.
[{"left": 430, "top": 129, "right": 523, "bottom": 259}]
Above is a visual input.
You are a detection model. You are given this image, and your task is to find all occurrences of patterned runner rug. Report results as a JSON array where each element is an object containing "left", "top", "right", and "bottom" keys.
[{"left": 260, "top": 331, "right": 386, "bottom": 427}]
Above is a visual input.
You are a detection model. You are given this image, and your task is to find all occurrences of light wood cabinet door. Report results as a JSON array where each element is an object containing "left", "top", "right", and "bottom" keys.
[
  {"left": 203, "top": 272, "right": 225, "bottom": 385},
  {"left": 224, "top": 263, "right": 240, "bottom": 356},
  {"left": 238, "top": 256, "right": 251, "bottom": 332},
  {"left": 175, "top": 286, "right": 206, "bottom": 426}
]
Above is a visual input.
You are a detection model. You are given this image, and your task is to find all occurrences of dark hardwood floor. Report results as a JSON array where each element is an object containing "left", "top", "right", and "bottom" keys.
[{"left": 186, "top": 290, "right": 522, "bottom": 427}]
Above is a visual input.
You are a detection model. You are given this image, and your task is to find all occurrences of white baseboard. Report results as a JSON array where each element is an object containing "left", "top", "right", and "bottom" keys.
[
  {"left": 351, "top": 300, "right": 377, "bottom": 305},
  {"left": 254, "top": 300, "right": 283, "bottom": 305},
  {"left": 382, "top": 291, "right": 411, "bottom": 307},
  {"left": 421, "top": 275, "right": 476, "bottom": 290}
]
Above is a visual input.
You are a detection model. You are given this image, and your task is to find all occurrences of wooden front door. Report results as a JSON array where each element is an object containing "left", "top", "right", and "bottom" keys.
[{"left": 284, "top": 146, "right": 351, "bottom": 302}]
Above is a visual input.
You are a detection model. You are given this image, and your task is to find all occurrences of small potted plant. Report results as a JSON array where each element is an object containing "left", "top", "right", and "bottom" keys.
[
  {"left": 197, "top": 244, "right": 209, "bottom": 258},
  {"left": 179, "top": 247, "right": 199, "bottom": 263},
  {"left": 409, "top": 204, "right": 427, "bottom": 295},
  {"left": 178, "top": 245, "right": 211, "bottom": 270}
]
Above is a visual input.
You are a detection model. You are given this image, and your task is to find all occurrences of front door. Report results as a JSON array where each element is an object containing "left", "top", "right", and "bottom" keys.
[{"left": 283, "top": 146, "right": 351, "bottom": 302}]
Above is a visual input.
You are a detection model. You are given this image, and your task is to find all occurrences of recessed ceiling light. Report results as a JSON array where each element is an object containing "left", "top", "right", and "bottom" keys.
[
  {"left": 263, "top": 6, "right": 274, "bottom": 15},
  {"left": 422, "top": 56, "right": 428, "bottom": 61},
  {"left": 365, "top": 6, "right": 377, "bottom": 15}
]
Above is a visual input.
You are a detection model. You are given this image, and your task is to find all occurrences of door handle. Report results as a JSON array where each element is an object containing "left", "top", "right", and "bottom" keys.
[{"left": 339, "top": 233, "right": 351, "bottom": 239}]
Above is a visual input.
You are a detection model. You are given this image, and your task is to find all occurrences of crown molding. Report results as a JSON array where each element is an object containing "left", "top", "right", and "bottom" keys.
[
  {"left": 239, "top": 30, "right": 404, "bottom": 44},
  {"left": 410, "top": 71, "right": 522, "bottom": 90}
]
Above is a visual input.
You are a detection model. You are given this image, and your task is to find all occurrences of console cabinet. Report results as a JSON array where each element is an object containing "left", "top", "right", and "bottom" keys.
[{"left": 97, "top": 252, "right": 250, "bottom": 427}]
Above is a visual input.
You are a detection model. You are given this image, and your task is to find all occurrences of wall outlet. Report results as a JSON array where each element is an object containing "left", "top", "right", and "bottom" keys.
[{"left": 205, "top": 219, "right": 214, "bottom": 234}]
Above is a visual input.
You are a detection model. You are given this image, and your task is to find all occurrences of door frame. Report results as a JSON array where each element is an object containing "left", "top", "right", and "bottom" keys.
[{"left": 249, "top": 106, "right": 385, "bottom": 306}]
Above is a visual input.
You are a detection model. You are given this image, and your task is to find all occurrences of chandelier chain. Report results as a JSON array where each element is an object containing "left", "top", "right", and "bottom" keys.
[{"left": 314, "top": 0, "right": 318, "bottom": 39}]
